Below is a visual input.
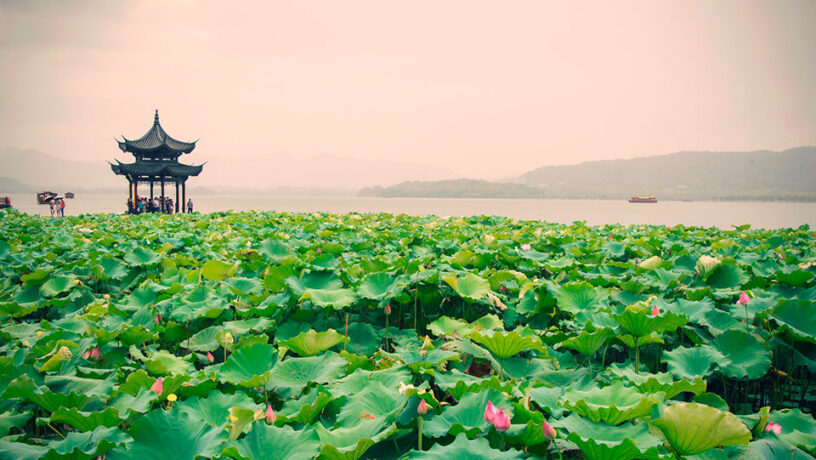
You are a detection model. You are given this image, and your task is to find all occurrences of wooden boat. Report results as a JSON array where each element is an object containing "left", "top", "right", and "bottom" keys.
[
  {"left": 37, "top": 191, "right": 57, "bottom": 204},
  {"left": 65, "top": 192, "right": 75, "bottom": 199},
  {"left": 0, "top": 196, "right": 11, "bottom": 209},
  {"left": 628, "top": 195, "right": 658, "bottom": 203}
]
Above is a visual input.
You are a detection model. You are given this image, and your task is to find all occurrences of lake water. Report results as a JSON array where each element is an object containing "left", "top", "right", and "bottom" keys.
[{"left": 3, "top": 193, "right": 815, "bottom": 229}]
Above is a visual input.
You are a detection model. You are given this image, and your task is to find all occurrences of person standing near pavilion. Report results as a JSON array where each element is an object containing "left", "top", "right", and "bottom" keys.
[
  {"left": 59, "top": 198, "right": 65, "bottom": 217},
  {"left": 49, "top": 200, "right": 55, "bottom": 217},
  {"left": 187, "top": 198, "right": 193, "bottom": 213}
]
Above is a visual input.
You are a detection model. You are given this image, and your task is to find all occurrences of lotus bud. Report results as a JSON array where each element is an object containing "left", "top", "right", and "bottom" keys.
[
  {"left": 737, "top": 291, "right": 751, "bottom": 305},
  {"left": 542, "top": 419, "right": 557, "bottom": 439},
  {"left": 316, "top": 248, "right": 321, "bottom": 254},
  {"left": 493, "top": 409, "right": 510, "bottom": 432},
  {"left": 385, "top": 304, "right": 392, "bottom": 315},
  {"left": 150, "top": 377, "right": 163, "bottom": 395},
  {"left": 82, "top": 349, "right": 91, "bottom": 359},
  {"left": 206, "top": 351, "right": 215, "bottom": 363},
  {"left": 90, "top": 346, "right": 101, "bottom": 360},
  {"left": 609, "top": 234, "right": 613, "bottom": 241},
  {"left": 266, "top": 404, "right": 276, "bottom": 423},
  {"left": 765, "top": 422, "right": 781, "bottom": 434},
  {"left": 484, "top": 401, "right": 498, "bottom": 423},
  {"left": 520, "top": 243, "right": 531, "bottom": 251},
  {"left": 417, "top": 399, "right": 429, "bottom": 415},
  {"left": 154, "top": 314, "right": 161, "bottom": 324},
  {"left": 650, "top": 304, "right": 659, "bottom": 317}
]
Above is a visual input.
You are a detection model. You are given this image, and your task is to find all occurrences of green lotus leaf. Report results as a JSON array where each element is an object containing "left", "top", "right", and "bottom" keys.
[
  {"left": 278, "top": 328, "right": 348, "bottom": 357},
  {"left": 638, "top": 255, "right": 663, "bottom": 270},
  {"left": 775, "top": 268, "right": 814, "bottom": 287},
  {"left": 227, "top": 406, "right": 262, "bottom": 441},
  {"left": 315, "top": 417, "right": 397, "bottom": 460},
  {"left": 177, "top": 390, "right": 258, "bottom": 428},
  {"left": 692, "top": 392, "right": 729, "bottom": 411},
  {"left": 300, "top": 288, "right": 357, "bottom": 309},
  {"left": 259, "top": 237, "right": 294, "bottom": 261},
  {"left": 277, "top": 387, "right": 336, "bottom": 424},
  {"left": 94, "top": 257, "right": 130, "bottom": 280},
  {"left": 556, "top": 281, "right": 606, "bottom": 314},
  {"left": 771, "top": 299, "right": 816, "bottom": 343},
  {"left": 123, "top": 247, "right": 161, "bottom": 267},
  {"left": 267, "top": 352, "right": 347, "bottom": 393},
  {"left": 357, "top": 272, "right": 407, "bottom": 301},
  {"left": 442, "top": 273, "right": 490, "bottom": 301},
  {"left": 225, "top": 277, "right": 264, "bottom": 296},
  {"left": 561, "top": 381, "right": 660, "bottom": 425},
  {"left": 434, "top": 369, "right": 512, "bottom": 400},
  {"left": 108, "top": 408, "right": 228, "bottom": 460},
  {"left": 423, "top": 388, "right": 512, "bottom": 439},
  {"left": 0, "top": 410, "right": 31, "bottom": 437},
  {"left": 336, "top": 381, "right": 406, "bottom": 427},
  {"left": 0, "top": 440, "right": 49, "bottom": 460},
  {"left": 560, "top": 327, "right": 615, "bottom": 356},
  {"left": 201, "top": 259, "right": 238, "bottom": 281},
  {"left": 229, "top": 422, "right": 320, "bottom": 460},
  {"left": 39, "top": 345, "right": 73, "bottom": 372},
  {"left": 286, "top": 271, "right": 343, "bottom": 296},
  {"left": 706, "top": 264, "right": 749, "bottom": 290},
  {"left": 428, "top": 314, "right": 502, "bottom": 338},
  {"left": 329, "top": 366, "right": 412, "bottom": 398},
  {"left": 0, "top": 301, "right": 40, "bottom": 318},
  {"left": 553, "top": 414, "right": 662, "bottom": 460},
  {"left": 382, "top": 342, "right": 460, "bottom": 373},
  {"left": 140, "top": 349, "right": 192, "bottom": 376},
  {"left": 40, "top": 275, "right": 79, "bottom": 297},
  {"left": 662, "top": 345, "right": 724, "bottom": 380},
  {"left": 711, "top": 329, "right": 771, "bottom": 379},
  {"left": 408, "top": 433, "right": 524, "bottom": 459},
  {"left": 652, "top": 402, "right": 751, "bottom": 456},
  {"left": 767, "top": 408, "right": 816, "bottom": 454},
  {"left": 470, "top": 329, "right": 544, "bottom": 359},
  {"left": 21, "top": 268, "right": 51, "bottom": 285},
  {"left": 605, "top": 364, "right": 706, "bottom": 399},
  {"left": 46, "top": 425, "right": 131, "bottom": 458},
  {"left": 3, "top": 375, "right": 89, "bottom": 412},
  {"left": 737, "top": 437, "right": 814, "bottom": 460},
  {"left": 613, "top": 301, "right": 687, "bottom": 338},
  {"left": 50, "top": 406, "right": 122, "bottom": 431},
  {"left": 218, "top": 343, "right": 278, "bottom": 387}
]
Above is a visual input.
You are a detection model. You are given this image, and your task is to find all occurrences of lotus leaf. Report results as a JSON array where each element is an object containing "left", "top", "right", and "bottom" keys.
[
  {"left": 218, "top": 343, "right": 277, "bottom": 387},
  {"left": 651, "top": 402, "right": 752, "bottom": 456},
  {"left": 561, "top": 381, "right": 660, "bottom": 425},
  {"left": 711, "top": 329, "right": 771, "bottom": 379},
  {"left": 470, "top": 329, "right": 544, "bottom": 359},
  {"left": 229, "top": 422, "right": 320, "bottom": 460},
  {"left": 771, "top": 299, "right": 816, "bottom": 343},
  {"left": 560, "top": 327, "right": 615, "bottom": 356},
  {"left": 408, "top": 433, "right": 524, "bottom": 459},
  {"left": 278, "top": 328, "right": 348, "bottom": 357},
  {"left": 662, "top": 345, "right": 724, "bottom": 380},
  {"left": 423, "top": 388, "right": 512, "bottom": 438},
  {"left": 267, "top": 352, "right": 347, "bottom": 392},
  {"left": 553, "top": 414, "right": 662, "bottom": 460},
  {"left": 767, "top": 409, "right": 816, "bottom": 454},
  {"left": 556, "top": 281, "right": 606, "bottom": 314}
]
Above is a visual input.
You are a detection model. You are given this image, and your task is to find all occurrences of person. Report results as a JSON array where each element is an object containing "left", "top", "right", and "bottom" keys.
[
  {"left": 49, "top": 200, "right": 55, "bottom": 217},
  {"left": 59, "top": 198, "right": 65, "bottom": 217},
  {"left": 127, "top": 199, "right": 134, "bottom": 214},
  {"left": 187, "top": 198, "right": 193, "bottom": 213}
]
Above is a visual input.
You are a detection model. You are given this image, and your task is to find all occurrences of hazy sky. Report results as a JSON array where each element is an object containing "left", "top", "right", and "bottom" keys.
[{"left": 1, "top": 0, "right": 815, "bottom": 181}]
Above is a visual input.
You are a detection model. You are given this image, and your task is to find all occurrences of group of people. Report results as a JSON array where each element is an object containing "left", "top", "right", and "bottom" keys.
[
  {"left": 49, "top": 198, "right": 65, "bottom": 217},
  {"left": 127, "top": 196, "right": 193, "bottom": 214}
]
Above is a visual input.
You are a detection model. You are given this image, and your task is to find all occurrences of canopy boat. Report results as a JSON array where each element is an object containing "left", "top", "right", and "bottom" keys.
[
  {"left": 628, "top": 195, "right": 658, "bottom": 203},
  {"left": 0, "top": 196, "right": 11, "bottom": 209},
  {"left": 65, "top": 192, "right": 75, "bottom": 199},
  {"left": 37, "top": 191, "right": 57, "bottom": 204}
]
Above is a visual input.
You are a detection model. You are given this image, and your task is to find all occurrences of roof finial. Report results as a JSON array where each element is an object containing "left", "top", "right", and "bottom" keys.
[{"left": 154, "top": 109, "right": 159, "bottom": 124}]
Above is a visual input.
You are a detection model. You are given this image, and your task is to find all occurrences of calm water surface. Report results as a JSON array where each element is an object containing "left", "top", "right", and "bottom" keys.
[{"left": 4, "top": 193, "right": 815, "bottom": 229}]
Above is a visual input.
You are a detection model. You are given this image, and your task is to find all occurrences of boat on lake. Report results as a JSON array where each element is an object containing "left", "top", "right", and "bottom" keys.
[
  {"left": 628, "top": 195, "right": 658, "bottom": 203},
  {"left": 65, "top": 192, "right": 75, "bottom": 199},
  {"left": 0, "top": 196, "right": 11, "bottom": 209},
  {"left": 36, "top": 191, "right": 57, "bottom": 204}
]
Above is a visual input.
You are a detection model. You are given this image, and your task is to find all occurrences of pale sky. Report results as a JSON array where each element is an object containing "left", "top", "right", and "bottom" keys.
[{"left": 1, "top": 0, "right": 815, "bottom": 183}]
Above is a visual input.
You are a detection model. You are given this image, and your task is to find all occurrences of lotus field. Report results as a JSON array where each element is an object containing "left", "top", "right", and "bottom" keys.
[{"left": 1, "top": 210, "right": 816, "bottom": 459}]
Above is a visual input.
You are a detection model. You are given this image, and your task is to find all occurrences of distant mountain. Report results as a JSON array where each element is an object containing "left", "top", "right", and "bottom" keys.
[
  {"left": 519, "top": 147, "right": 816, "bottom": 201},
  {"left": 361, "top": 147, "right": 816, "bottom": 201},
  {"left": 0, "top": 147, "right": 456, "bottom": 192}
]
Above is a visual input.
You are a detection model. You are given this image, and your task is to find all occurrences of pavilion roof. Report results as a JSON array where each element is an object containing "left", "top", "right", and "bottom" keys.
[
  {"left": 110, "top": 160, "right": 204, "bottom": 177},
  {"left": 117, "top": 110, "right": 197, "bottom": 155}
]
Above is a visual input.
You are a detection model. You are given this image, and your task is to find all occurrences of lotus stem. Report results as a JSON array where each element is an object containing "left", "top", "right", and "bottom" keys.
[
  {"left": 343, "top": 313, "right": 349, "bottom": 351},
  {"left": 417, "top": 416, "right": 423, "bottom": 451},
  {"left": 634, "top": 337, "right": 640, "bottom": 375},
  {"left": 413, "top": 286, "right": 418, "bottom": 330},
  {"left": 47, "top": 423, "right": 65, "bottom": 440}
]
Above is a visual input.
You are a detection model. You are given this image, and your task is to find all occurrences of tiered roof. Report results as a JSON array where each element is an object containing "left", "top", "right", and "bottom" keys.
[{"left": 117, "top": 110, "right": 197, "bottom": 157}]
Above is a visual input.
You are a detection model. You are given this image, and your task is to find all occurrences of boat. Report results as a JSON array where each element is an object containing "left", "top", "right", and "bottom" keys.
[
  {"left": 0, "top": 196, "right": 11, "bottom": 209},
  {"left": 36, "top": 191, "right": 57, "bottom": 204},
  {"left": 65, "top": 192, "right": 75, "bottom": 199},
  {"left": 628, "top": 195, "right": 658, "bottom": 203}
]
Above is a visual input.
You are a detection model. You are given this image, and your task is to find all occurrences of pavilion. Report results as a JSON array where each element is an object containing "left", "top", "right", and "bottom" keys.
[{"left": 110, "top": 110, "right": 204, "bottom": 213}]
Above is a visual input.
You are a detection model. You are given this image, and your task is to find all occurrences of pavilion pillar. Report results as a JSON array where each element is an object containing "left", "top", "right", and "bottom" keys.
[
  {"left": 182, "top": 181, "right": 186, "bottom": 213},
  {"left": 134, "top": 180, "right": 138, "bottom": 200},
  {"left": 161, "top": 178, "right": 165, "bottom": 200},
  {"left": 175, "top": 181, "right": 180, "bottom": 214},
  {"left": 128, "top": 179, "right": 132, "bottom": 202},
  {"left": 150, "top": 181, "right": 154, "bottom": 199}
]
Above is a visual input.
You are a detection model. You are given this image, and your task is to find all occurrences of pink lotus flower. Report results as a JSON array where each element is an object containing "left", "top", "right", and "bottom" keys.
[
  {"left": 520, "top": 243, "right": 531, "bottom": 251},
  {"left": 89, "top": 346, "right": 101, "bottom": 360},
  {"left": 542, "top": 419, "right": 557, "bottom": 439},
  {"left": 417, "top": 399, "right": 429, "bottom": 415},
  {"left": 385, "top": 304, "right": 392, "bottom": 315},
  {"left": 650, "top": 304, "right": 659, "bottom": 317},
  {"left": 499, "top": 285, "right": 507, "bottom": 292},
  {"left": 609, "top": 234, "right": 613, "bottom": 241},
  {"left": 266, "top": 404, "right": 276, "bottom": 423},
  {"left": 484, "top": 401, "right": 498, "bottom": 423},
  {"left": 737, "top": 291, "right": 750, "bottom": 305},
  {"left": 765, "top": 422, "right": 781, "bottom": 434},
  {"left": 154, "top": 314, "right": 161, "bottom": 325},
  {"left": 206, "top": 351, "right": 215, "bottom": 363},
  {"left": 316, "top": 248, "right": 322, "bottom": 255},
  {"left": 150, "top": 377, "right": 163, "bottom": 395},
  {"left": 82, "top": 349, "right": 91, "bottom": 359},
  {"left": 493, "top": 409, "right": 510, "bottom": 432}
]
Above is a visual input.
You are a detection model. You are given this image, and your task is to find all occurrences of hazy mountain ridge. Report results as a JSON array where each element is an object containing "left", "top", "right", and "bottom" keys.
[{"left": 361, "top": 147, "right": 816, "bottom": 201}]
